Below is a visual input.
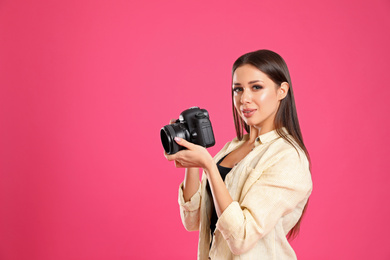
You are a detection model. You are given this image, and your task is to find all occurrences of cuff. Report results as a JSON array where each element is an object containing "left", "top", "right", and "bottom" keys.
[
  {"left": 216, "top": 201, "right": 244, "bottom": 240},
  {"left": 178, "top": 181, "right": 201, "bottom": 212}
]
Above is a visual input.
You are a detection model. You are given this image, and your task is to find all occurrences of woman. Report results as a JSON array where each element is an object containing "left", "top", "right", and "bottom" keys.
[{"left": 165, "top": 49, "right": 313, "bottom": 259}]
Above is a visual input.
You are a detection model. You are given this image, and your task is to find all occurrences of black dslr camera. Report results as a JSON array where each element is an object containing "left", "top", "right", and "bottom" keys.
[{"left": 160, "top": 107, "right": 216, "bottom": 155}]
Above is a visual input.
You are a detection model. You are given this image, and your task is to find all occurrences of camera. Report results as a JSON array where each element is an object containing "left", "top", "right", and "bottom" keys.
[{"left": 160, "top": 107, "right": 216, "bottom": 155}]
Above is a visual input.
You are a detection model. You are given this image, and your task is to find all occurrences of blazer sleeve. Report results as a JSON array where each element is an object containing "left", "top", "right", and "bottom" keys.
[
  {"left": 178, "top": 181, "right": 202, "bottom": 231},
  {"left": 215, "top": 149, "right": 313, "bottom": 255}
]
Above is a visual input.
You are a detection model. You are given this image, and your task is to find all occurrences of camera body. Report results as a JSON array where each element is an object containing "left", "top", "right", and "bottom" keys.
[{"left": 160, "top": 107, "right": 216, "bottom": 155}]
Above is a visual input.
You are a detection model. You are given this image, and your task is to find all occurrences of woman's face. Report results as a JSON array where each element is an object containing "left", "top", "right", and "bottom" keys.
[{"left": 232, "top": 64, "right": 288, "bottom": 134}]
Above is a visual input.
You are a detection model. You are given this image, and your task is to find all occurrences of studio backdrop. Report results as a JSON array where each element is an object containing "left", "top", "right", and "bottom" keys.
[{"left": 1, "top": 0, "right": 390, "bottom": 259}]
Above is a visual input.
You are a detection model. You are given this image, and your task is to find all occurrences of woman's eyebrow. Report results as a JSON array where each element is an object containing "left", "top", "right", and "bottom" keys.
[
  {"left": 233, "top": 80, "right": 263, "bottom": 86},
  {"left": 248, "top": 80, "right": 263, "bottom": 84}
]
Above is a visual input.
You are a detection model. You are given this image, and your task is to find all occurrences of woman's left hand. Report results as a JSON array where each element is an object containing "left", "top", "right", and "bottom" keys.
[{"left": 165, "top": 137, "right": 214, "bottom": 170}]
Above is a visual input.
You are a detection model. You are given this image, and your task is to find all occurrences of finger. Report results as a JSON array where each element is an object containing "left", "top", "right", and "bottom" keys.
[
  {"left": 174, "top": 160, "right": 185, "bottom": 168},
  {"left": 174, "top": 137, "right": 195, "bottom": 149},
  {"left": 165, "top": 149, "right": 187, "bottom": 160},
  {"left": 163, "top": 151, "right": 171, "bottom": 160},
  {"left": 165, "top": 153, "right": 177, "bottom": 161},
  {"left": 169, "top": 119, "right": 176, "bottom": 125}
]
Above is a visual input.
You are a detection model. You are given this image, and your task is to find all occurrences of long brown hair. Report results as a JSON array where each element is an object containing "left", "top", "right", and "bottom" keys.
[{"left": 231, "top": 49, "right": 311, "bottom": 240}]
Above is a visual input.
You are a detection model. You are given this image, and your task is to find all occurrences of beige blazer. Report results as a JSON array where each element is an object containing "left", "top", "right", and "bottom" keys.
[{"left": 178, "top": 129, "right": 313, "bottom": 260}]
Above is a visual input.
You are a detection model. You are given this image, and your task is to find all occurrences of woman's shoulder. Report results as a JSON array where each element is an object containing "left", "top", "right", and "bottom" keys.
[{"left": 265, "top": 133, "right": 309, "bottom": 168}]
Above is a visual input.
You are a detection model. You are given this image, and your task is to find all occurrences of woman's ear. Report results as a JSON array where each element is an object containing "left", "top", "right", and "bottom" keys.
[{"left": 278, "top": 82, "right": 289, "bottom": 100}]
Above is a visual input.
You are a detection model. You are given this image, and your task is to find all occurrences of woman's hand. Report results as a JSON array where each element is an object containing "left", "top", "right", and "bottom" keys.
[
  {"left": 165, "top": 137, "right": 214, "bottom": 171},
  {"left": 168, "top": 137, "right": 233, "bottom": 217},
  {"left": 164, "top": 128, "right": 233, "bottom": 215}
]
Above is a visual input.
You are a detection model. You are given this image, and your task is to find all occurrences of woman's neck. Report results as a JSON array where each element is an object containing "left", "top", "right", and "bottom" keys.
[{"left": 248, "top": 125, "right": 275, "bottom": 142}]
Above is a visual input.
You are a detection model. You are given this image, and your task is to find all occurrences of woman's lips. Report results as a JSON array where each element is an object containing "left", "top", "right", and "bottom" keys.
[{"left": 242, "top": 109, "right": 256, "bottom": 118}]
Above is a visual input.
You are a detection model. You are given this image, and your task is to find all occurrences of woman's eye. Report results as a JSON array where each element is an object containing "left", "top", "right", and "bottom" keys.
[
  {"left": 233, "top": 87, "right": 243, "bottom": 93},
  {"left": 252, "top": 85, "right": 263, "bottom": 90}
]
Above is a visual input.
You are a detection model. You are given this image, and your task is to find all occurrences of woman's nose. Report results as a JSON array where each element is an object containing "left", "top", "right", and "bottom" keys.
[{"left": 240, "top": 89, "right": 252, "bottom": 103}]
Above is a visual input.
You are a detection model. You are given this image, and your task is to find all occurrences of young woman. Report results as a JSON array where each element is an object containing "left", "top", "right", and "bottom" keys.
[{"left": 165, "top": 49, "right": 313, "bottom": 259}]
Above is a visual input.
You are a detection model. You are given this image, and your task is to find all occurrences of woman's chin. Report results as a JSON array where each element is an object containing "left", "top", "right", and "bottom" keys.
[{"left": 243, "top": 120, "right": 257, "bottom": 126}]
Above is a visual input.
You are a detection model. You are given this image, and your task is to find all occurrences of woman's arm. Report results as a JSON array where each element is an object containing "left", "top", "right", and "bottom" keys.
[
  {"left": 167, "top": 137, "right": 234, "bottom": 216},
  {"left": 166, "top": 146, "right": 202, "bottom": 231},
  {"left": 203, "top": 161, "right": 233, "bottom": 217},
  {"left": 183, "top": 167, "right": 200, "bottom": 202}
]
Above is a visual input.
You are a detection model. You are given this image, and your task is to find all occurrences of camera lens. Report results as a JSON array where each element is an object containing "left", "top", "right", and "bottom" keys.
[
  {"left": 160, "top": 124, "right": 188, "bottom": 154},
  {"left": 160, "top": 123, "right": 189, "bottom": 154},
  {"left": 160, "top": 126, "right": 176, "bottom": 154}
]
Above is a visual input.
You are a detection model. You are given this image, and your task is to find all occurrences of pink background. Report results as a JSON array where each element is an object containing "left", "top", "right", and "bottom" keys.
[{"left": 1, "top": 0, "right": 390, "bottom": 259}]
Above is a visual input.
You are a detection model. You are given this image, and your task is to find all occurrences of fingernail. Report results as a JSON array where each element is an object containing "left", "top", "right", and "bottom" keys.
[{"left": 174, "top": 137, "right": 181, "bottom": 142}]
